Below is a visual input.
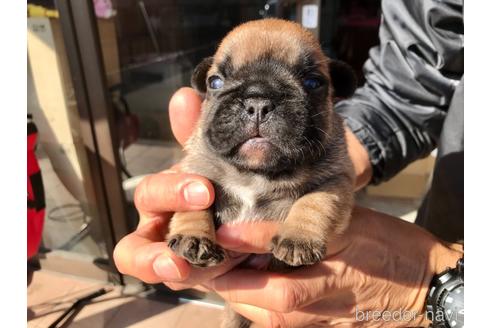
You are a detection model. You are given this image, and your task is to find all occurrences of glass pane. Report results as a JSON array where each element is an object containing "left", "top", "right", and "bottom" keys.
[{"left": 27, "top": 3, "right": 113, "bottom": 281}]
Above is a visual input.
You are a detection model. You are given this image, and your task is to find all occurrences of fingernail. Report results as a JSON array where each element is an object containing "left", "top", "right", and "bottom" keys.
[
  {"left": 183, "top": 182, "right": 209, "bottom": 207},
  {"left": 153, "top": 254, "right": 182, "bottom": 281}
]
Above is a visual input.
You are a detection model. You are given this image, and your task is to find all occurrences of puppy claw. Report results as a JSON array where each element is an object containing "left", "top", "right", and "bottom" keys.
[
  {"left": 168, "top": 234, "right": 225, "bottom": 267},
  {"left": 270, "top": 235, "right": 325, "bottom": 266}
]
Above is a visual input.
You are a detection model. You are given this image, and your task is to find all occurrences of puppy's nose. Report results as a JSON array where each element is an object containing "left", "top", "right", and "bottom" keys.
[{"left": 244, "top": 98, "right": 274, "bottom": 123}]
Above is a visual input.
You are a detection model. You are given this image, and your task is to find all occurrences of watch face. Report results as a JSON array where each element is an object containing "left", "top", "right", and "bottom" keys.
[{"left": 442, "top": 285, "right": 464, "bottom": 328}]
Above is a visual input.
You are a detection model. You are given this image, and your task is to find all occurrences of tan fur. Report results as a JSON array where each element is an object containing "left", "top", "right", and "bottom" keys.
[
  {"left": 279, "top": 185, "right": 353, "bottom": 243},
  {"left": 168, "top": 210, "right": 216, "bottom": 240},
  {"left": 215, "top": 19, "right": 324, "bottom": 72}
]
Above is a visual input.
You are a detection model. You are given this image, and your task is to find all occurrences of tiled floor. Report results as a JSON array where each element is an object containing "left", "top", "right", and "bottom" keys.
[{"left": 28, "top": 270, "right": 224, "bottom": 328}]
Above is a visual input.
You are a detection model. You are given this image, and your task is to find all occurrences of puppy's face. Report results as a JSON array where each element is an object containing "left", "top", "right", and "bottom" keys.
[{"left": 192, "top": 19, "right": 355, "bottom": 175}]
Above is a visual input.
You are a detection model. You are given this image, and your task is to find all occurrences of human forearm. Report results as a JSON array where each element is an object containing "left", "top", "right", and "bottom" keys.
[{"left": 335, "top": 0, "right": 463, "bottom": 185}]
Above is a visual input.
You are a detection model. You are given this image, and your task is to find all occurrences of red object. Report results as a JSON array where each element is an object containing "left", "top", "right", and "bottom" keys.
[{"left": 27, "top": 119, "right": 45, "bottom": 259}]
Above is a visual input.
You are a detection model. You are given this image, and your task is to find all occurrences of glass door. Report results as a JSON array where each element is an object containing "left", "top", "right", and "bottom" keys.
[{"left": 28, "top": 0, "right": 130, "bottom": 284}]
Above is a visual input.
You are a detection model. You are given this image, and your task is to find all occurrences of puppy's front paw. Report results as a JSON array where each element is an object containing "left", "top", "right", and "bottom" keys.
[
  {"left": 270, "top": 235, "right": 326, "bottom": 267},
  {"left": 168, "top": 235, "right": 225, "bottom": 267}
]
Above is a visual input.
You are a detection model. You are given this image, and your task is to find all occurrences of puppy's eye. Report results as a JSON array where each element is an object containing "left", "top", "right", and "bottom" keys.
[
  {"left": 303, "top": 77, "right": 322, "bottom": 90},
  {"left": 209, "top": 76, "right": 224, "bottom": 89}
]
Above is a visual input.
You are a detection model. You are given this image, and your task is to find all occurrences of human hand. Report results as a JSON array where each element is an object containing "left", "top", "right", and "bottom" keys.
[
  {"left": 207, "top": 207, "right": 463, "bottom": 327},
  {"left": 113, "top": 87, "right": 248, "bottom": 291},
  {"left": 345, "top": 129, "right": 372, "bottom": 190},
  {"left": 113, "top": 86, "right": 382, "bottom": 293}
]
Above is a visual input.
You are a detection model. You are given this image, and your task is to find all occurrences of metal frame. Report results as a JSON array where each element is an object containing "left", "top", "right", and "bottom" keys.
[{"left": 57, "top": 0, "right": 129, "bottom": 284}]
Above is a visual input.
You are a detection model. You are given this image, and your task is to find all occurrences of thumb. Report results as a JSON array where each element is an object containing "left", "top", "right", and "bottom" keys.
[
  {"left": 169, "top": 87, "right": 203, "bottom": 146},
  {"left": 134, "top": 171, "right": 215, "bottom": 226}
]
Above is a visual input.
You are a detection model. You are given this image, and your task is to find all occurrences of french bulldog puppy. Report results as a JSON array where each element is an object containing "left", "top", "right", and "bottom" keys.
[{"left": 167, "top": 18, "right": 356, "bottom": 327}]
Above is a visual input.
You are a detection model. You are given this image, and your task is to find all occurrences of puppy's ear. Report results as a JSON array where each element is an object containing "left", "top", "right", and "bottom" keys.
[
  {"left": 329, "top": 60, "right": 357, "bottom": 99},
  {"left": 191, "top": 57, "right": 213, "bottom": 94}
]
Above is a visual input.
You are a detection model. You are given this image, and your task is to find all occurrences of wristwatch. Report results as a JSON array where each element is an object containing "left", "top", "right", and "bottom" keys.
[{"left": 426, "top": 258, "right": 464, "bottom": 328}]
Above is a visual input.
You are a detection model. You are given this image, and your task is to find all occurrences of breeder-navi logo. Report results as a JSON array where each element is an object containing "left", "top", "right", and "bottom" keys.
[{"left": 355, "top": 306, "right": 464, "bottom": 324}]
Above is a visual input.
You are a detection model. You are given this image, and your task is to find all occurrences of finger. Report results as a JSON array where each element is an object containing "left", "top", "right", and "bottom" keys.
[
  {"left": 229, "top": 302, "right": 352, "bottom": 328},
  {"left": 229, "top": 303, "right": 282, "bottom": 327},
  {"left": 163, "top": 253, "right": 249, "bottom": 291},
  {"left": 229, "top": 302, "right": 315, "bottom": 328},
  {"left": 134, "top": 171, "right": 215, "bottom": 226},
  {"left": 169, "top": 87, "right": 203, "bottom": 146},
  {"left": 114, "top": 218, "right": 191, "bottom": 284},
  {"left": 208, "top": 264, "right": 337, "bottom": 313},
  {"left": 216, "top": 222, "right": 279, "bottom": 253}
]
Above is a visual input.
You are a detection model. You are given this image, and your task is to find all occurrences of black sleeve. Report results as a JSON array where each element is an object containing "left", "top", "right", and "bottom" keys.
[{"left": 334, "top": 0, "right": 463, "bottom": 184}]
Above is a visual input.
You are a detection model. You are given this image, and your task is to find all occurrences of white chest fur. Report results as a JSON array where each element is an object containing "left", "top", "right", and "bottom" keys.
[
  {"left": 223, "top": 175, "right": 267, "bottom": 221},
  {"left": 220, "top": 174, "right": 294, "bottom": 222}
]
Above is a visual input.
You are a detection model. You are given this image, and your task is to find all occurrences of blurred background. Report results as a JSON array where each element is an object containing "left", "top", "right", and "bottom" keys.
[{"left": 27, "top": 0, "right": 434, "bottom": 326}]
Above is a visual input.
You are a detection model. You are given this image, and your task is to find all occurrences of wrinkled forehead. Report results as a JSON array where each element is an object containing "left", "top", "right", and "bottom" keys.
[{"left": 213, "top": 20, "right": 326, "bottom": 75}]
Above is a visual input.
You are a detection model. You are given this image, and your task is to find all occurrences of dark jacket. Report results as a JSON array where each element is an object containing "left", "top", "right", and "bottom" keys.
[{"left": 335, "top": 0, "right": 464, "bottom": 242}]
